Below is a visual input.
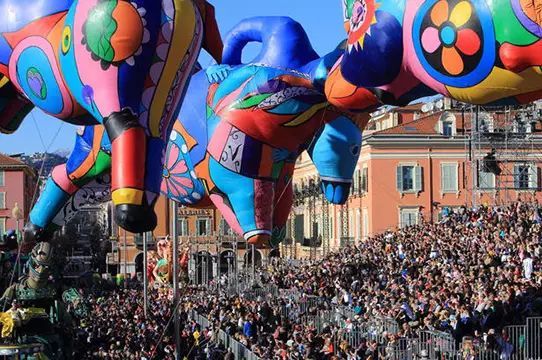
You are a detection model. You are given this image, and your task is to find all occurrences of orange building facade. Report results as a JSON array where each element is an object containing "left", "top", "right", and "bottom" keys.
[
  {"left": 107, "top": 196, "right": 267, "bottom": 277},
  {"left": 287, "top": 99, "right": 542, "bottom": 258}
]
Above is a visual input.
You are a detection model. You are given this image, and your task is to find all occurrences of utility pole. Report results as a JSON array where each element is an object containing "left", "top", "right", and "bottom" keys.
[
  {"left": 143, "top": 232, "right": 148, "bottom": 318},
  {"left": 123, "top": 231, "right": 127, "bottom": 288},
  {"left": 171, "top": 201, "right": 181, "bottom": 360}
]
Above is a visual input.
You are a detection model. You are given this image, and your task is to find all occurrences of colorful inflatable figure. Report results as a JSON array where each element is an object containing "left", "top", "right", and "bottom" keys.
[
  {"left": 0, "top": 0, "right": 222, "bottom": 236},
  {"left": 27, "top": 17, "right": 364, "bottom": 248},
  {"left": 326, "top": 0, "right": 542, "bottom": 111}
]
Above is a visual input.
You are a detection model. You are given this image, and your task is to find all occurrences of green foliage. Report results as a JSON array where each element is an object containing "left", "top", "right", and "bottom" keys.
[{"left": 84, "top": 0, "right": 118, "bottom": 62}]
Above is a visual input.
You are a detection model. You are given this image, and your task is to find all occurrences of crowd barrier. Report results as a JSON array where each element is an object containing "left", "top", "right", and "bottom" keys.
[
  {"left": 189, "top": 310, "right": 261, "bottom": 360},
  {"left": 368, "top": 317, "right": 542, "bottom": 360},
  {"left": 261, "top": 288, "right": 541, "bottom": 360},
  {"left": 197, "top": 283, "right": 541, "bottom": 360}
]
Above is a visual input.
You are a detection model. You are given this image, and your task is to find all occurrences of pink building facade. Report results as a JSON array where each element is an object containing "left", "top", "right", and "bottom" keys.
[
  {"left": 287, "top": 99, "right": 542, "bottom": 258},
  {"left": 0, "top": 154, "right": 37, "bottom": 236}
]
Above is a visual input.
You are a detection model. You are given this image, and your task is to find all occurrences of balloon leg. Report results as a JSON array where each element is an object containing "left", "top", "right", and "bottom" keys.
[
  {"left": 105, "top": 109, "right": 157, "bottom": 233},
  {"left": 209, "top": 158, "right": 274, "bottom": 248}
]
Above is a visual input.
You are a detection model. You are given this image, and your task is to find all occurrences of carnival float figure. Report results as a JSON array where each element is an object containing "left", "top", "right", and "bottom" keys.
[
  {"left": 0, "top": 242, "right": 72, "bottom": 359},
  {"left": 325, "top": 0, "right": 542, "bottom": 112},
  {"left": 0, "top": 0, "right": 222, "bottom": 238},
  {"left": 26, "top": 17, "right": 365, "bottom": 248}
]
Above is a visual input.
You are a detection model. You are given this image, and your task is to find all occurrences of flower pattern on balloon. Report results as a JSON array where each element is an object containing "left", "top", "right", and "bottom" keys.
[
  {"left": 160, "top": 142, "right": 194, "bottom": 198},
  {"left": 420, "top": 0, "right": 481, "bottom": 76}
]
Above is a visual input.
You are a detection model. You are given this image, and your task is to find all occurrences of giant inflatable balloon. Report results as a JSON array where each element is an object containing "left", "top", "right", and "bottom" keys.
[
  {"left": 0, "top": 0, "right": 223, "bottom": 235},
  {"left": 27, "top": 17, "right": 364, "bottom": 248},
  {"left": 326, "top": 0, "right": 542, "bottom": 112}
]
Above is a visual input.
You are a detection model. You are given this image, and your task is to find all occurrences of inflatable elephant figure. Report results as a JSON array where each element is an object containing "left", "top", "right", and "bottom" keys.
[
  {"left": 0, "top": 0, "right": 222, "bottom": 234},
  {"left": 27, "top": 17, "right": 364, "bottom": 248}
]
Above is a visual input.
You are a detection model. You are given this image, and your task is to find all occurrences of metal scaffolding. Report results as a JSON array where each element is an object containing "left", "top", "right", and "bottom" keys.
[
  {"left": 321, "top": 190, "right": 330, "bottom": 256},
  {"left": 469, "top": 101, "right": 542, "bottom": 206}
]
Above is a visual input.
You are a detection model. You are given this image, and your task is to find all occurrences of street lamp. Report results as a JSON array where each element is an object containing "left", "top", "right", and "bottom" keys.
[
  {"left": 291, "top": 198, "right": 304, "bottom": 260},
  {"left": 11, "top": 202, "right": 23, "bottom": 243},
  {"left": 11, "top": 202, "right": 23, "bottom": 279}
]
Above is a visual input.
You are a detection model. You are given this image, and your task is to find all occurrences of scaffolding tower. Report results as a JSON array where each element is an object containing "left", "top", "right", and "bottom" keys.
[{"left": 470, "top": 101, "right": 542, "bottom": 207}]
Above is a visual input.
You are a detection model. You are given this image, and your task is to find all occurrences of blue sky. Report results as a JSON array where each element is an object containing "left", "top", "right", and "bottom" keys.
[{"left": 0, "top": 1, "right": 344, "bottom": 155}]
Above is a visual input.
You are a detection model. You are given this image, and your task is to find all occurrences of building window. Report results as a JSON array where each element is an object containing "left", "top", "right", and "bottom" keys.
[
  {"left": 479, "top": 112, "right": 494, "bottom": 133},
  {"left": 439, "top": 112, "right": 456, "bottom": 136},
  {"left": 353, "top": 169, "right": 361, "bottom": 193},
  {"left": 294, "top": 214, "right": 304, "bottom": 243},
  {"left": 348, "top": 210, "right": 354, "bottom": 238},
  {"left": 361, "top": 167, "right": 368, "bottom": 193},
  {"left": 356, "top": 209, "right": 361, "bottom": 240},
  {"left": 442, "top": 121, "right": 453, "bottom": 137},
  {"left": 396, "top": 165, "right": 423, "bottom": 193},
  {"left": 178, "top": 217, "right": 189, "bottom": 236},
  {"left": 362, "top": 209, "right": 369, "bottom": 238},
  {"left": 0, "top": 171, "right": 4, "bottom": 187},
  {"left": 330, "top": 216, "right": 334, "bottom": 240},
  {"left": 478, "top": 171, "right": 495, "bottom": 190},
  {"left": 0, "top": 218, "right": 5, "bottom": 236},
  {"left": 0, "top": 192, "right": 5, "bottom": 208},
  {"left": 196, "top": 217, "right": 210, "bottom": 236},
  {"left": 399, "top": 208, "right": 419, "bottom": 228},
  {"left": 219, "top": 218, "right": 232, "bottom": 236},
  {"left": 514, "top": 164, "right": 538, "bottom": 190},
  {"left": 441, "top": 163, "right": 458, "bottom": 193}
]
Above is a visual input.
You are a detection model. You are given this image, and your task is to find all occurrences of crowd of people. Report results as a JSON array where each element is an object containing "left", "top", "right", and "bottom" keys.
[
  {"left": 65, "top": 202, "right": 541, "bottom": 359},
  {"left": 265, "top": 202, "right": 542, "bottom": 336}
]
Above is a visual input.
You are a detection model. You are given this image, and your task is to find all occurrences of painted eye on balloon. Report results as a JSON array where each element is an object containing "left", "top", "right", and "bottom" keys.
[
  {"left": 351, "top": 1, "right": 367, "bottom": 30},
  {"left": 62, "top": 26, "right": 72, "bottom": 55},
  {"left": 350, "top": 144, "right": 361, "bottom": 156}
]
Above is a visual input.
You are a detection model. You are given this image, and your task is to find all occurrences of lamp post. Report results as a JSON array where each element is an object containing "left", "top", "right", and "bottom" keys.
[
  {"left": 123, "top": 231, "right": 127, "bottom": 288},
  {"left": 291, "top": 200, "right": 304, "bottom": 260},
  {"left": 293, "top": 179, "right": 320, "bottom": 260},
  {"left": 11, "top": 202, "right": 23, "bottom": 242},
  {"left": 143, "top": 232, "right": 149, "bottom": 318},
  {"left": 11, "top": 203, "right": 23, "bottom": 279},
  {"left": 307, "top": 179, "right": 320, "bottom": 261},
  {"left": 171, "top": 201, "right": 181, "bottom": 360}
]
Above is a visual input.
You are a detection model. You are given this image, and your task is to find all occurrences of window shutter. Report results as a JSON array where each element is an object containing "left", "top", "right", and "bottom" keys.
[
  {"left": 0, "top": 193, "right": 4, "bottom": 208},
  {"left": 479, "top": 171, "right": 494, "bottom": 189},
  {"left": 514, "top": 165, "right": 520, "bottom": 189},
  {"left": 400, "top": 210, "right": 409, "bottom": 228},
  {"left": 362, "top": 167, "right": 368, "bottom": 192},
  {"left": 396, "top": 166, "right": 403, "bottom": 192},
  {"left": 529, "top": 165, "right": 538, "bottom": 190},
  {"left": 415, "top": 166, "right": 423, "bottom": 192},
  {"left": 354, "top": 169, "right": 361, "bottom": 193},
  {"left": 442, "top": 164, "right": 458, "bottom": 192},
  {"left": 453, "top": 164, "right": 458, "bottom": 191},
  {"left": 441, "top": 165, "right": 448, "bottom": 192}
]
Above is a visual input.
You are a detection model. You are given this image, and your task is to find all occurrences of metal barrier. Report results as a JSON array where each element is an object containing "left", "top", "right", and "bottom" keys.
[
  {"left": 216, "top": 329, "right": 260, "bottom": 360},
  {"left": 195, "top": 283, "right": 542, "bottom": 360},
  {"left": 241, "top": 284, "right": 279, "bottom": 301},
  {"left": 416, "top": 330, "right": 457, "bottom": 359},
  {"left": 504, "top": 324, "right": 525, "bottom": 360},
  {"left": 189, "top": 310, "right": 261, "bottom": 360},
  {"left": 526, "top": 317, "right": 542, "bottom": 360}
]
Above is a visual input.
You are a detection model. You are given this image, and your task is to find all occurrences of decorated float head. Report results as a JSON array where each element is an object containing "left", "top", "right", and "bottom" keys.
[{"left": 26, "top": 242, "right": 53, "bottom": 289}]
